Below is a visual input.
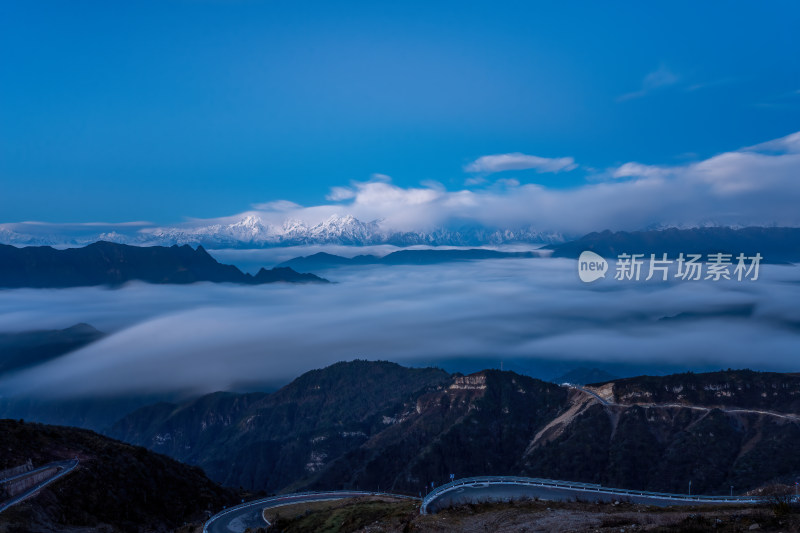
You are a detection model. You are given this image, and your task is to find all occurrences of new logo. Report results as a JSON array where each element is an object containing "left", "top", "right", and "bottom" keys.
[{"left": 578, "top": 251, "right": 608, "bottom": 283}]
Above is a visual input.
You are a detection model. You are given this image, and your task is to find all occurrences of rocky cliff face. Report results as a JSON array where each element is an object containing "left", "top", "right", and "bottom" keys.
[
  {"left": 109, "top": 362, "right": 800, "bottom": 497},
  {"left": 585, "top": 370, "right": 800, "bottom": 413}
]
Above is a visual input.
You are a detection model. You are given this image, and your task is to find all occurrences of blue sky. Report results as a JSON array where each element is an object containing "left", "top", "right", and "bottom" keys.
[{"left": 1, "top": 1, "right": 798, "bottom": 224}]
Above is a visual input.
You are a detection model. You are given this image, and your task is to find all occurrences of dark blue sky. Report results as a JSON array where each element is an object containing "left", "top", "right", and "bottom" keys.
[{"left": 1, "top": 1, "right": 798, "bottom": 223}]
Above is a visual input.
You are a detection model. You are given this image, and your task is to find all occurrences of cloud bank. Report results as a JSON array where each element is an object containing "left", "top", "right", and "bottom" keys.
[
  {"left": 464, "top": 153, "right": 578, "bottom": 174},
  {"left": 2, "top": 131, "right": 800, "bottom": 244},
  {"left": 232, "top": 130, "right": 800, "bottom": 235},
  {"left": 0, "top": 258, "right": 798, "bottom": 397}
]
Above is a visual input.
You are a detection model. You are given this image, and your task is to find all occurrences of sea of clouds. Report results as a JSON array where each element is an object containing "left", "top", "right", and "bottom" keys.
[{"left": 0, "top": 255, "right": 798, "bottom": 397}]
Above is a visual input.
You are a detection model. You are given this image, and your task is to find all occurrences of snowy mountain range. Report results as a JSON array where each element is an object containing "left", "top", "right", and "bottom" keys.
[{"left": 0, "top": 215, "right": 567, "bottom": 248}]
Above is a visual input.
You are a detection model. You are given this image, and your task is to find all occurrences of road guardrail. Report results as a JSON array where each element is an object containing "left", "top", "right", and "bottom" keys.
[{"left": 420, "top": 476, "right": 761, "bottom": 514}]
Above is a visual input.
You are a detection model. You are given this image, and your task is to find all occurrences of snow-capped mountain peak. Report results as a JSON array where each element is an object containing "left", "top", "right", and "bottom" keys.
[
  {"left": 216, "top": 215, "right": 269, "bottom": 240},
  {"left": 0, "top": 214, "right": 567, "bottom": 248},
  {"left": 232, "top": 215, "right": 266, "bottom": 231}
]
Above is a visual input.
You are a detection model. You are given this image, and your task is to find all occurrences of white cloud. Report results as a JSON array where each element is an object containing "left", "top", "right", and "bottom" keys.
[
  {"left": 611, "top": 162, "right": 672, "bottom": 180},
  {"left": 465, "top": 153, "right": 578, "bottom": 174},
  {"left": 346, "top": 181, "right": 446, "bottom": 230},
  {"left": 326, "top": 174, "right": 401, "bottom": 202},
  {"left": 618, "top": 64, "right": 679, "bottom": 102},
  {"left": 687, "top": 150, "right": 800, "bottom": 196},
  {"left": 643, "top": 64, "right": 679, "bottom": 88},
  {"left": 464, "top": 176, "right": 487, "bottom": 186},
  {"left": 496, "top": 178, "right": 520, "bottom": 188},
  {"left": 317, "top": 131, "right": 800, "bottom": 233},
  {"left": 326, "top": 186, "right": 357, "bottom": 201},
  {"left": 743, "top": 131, "right": 800, "bottom": 154},
  {"left": 251, "top": 200, "right": 303, "bottom": 211},
  {"left": 419, "top": 179, "right": 445, "bottom": 190}
]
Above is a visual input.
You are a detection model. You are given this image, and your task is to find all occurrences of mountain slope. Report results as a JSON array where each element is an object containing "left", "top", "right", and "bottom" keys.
[
  {"left": 109, "top": 361, "right": 451, "bottom": 492},
  {"left": 305, "top": 370, "right": 568, "bottom": 494},
  {"left": 0, "top": 419, "right": 236, "bottom": 533},
  {"left": 108, "top": 362, "right": 800, "bottom": 497},
  {"left": 523, "top": 394, "right": 800, "bottom": 494},
  {"left": 0, "top": 241, "right": 327, "bottom": 288},
  {"left": 584, "top": 369, "right": 800, "bottom": 415}
]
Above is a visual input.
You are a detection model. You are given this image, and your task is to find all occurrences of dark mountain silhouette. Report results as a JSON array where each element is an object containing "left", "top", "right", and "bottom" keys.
[
  {"left": 0, "top": 241, "right": 327, "bottom": 287},
  {"left": 547, "top": 227, "right": 800, "bottom": 262},
  {"left": 0, "top": 323, "right": 103, "bottom": 376},
  {"left": 0, "top": 395, "right": 176, "bottom": 434},
  {"left": 0, "top": 419, "right": 236, "bottom": 532},
  {"left": 278, "top": 248, "right": 542, "bottom": 271},
  {"left": 108, "top": 361, "right": 800, "bottom": 497}
]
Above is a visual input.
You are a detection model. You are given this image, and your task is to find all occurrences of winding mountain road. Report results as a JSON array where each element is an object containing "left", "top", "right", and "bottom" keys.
[
  {"left": 203, "top": 478, "right": 763, "bottom": 531},
  {"left": 204, "top": 491, "right": 419, "bottom": 533},
  {"left": 0, "top": 460, "right": 79, "bottom": 513},
  {"left": 418, "top": 387, "right": 797, "bottom": 513}
]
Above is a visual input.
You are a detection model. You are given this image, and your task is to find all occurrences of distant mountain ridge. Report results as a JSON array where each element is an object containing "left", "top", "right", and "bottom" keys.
[
  {"left": 547, "top": 226, "right": 800, "bottom": 262},
  {"left": 277, "top": 226, "right": 800, "bottom": 271},
  {"left": 5, "top": 220, "right": 798, "bottom": 262},
  {"left": 278, "top": 248, "right": 544, "bottom": 271},
  {"left": 108, "top": 360, "right": 800, "bottom": 497},
  {"left": 0, "top": 241, "right": 327, "bottom": 288}
]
